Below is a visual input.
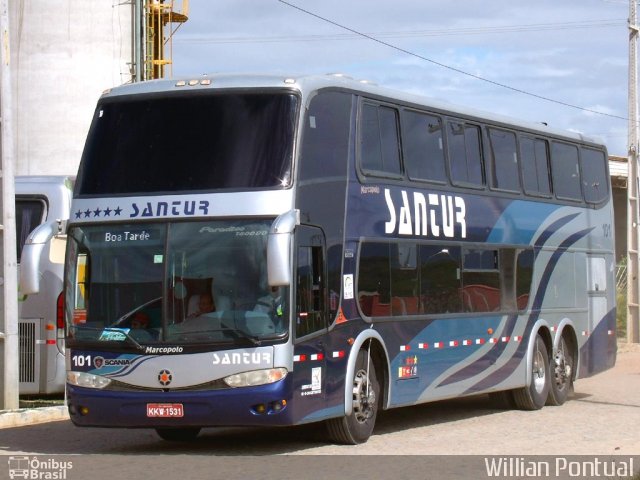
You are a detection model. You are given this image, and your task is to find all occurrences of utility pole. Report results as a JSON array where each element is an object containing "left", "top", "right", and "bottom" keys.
[
  {"left": 0, "top": 0, "right": 19, "bottom": 409},
  {"left": 628, "top": 0, "right": 640, "bottom": 344}
]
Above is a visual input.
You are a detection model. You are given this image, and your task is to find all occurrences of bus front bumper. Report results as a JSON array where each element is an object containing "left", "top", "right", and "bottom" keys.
[{"left": 66, "top": 376, "right": 295, "bottom": 428}]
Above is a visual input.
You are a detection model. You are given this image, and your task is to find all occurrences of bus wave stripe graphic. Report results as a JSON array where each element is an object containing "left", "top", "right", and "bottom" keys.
[
  {"left": 433, "top": 213, "right": 581, "bottom": 389},
  {"left": 462, "top": 226, "right": 595, "bottom": 394}
]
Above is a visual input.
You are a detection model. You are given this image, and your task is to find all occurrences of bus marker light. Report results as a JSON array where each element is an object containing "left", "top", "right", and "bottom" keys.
[
  {"left": 175, "top": 80, "right": 186, "bottom": 87},
  {"left": 200, "top": 79, "right": 211, "bottom": 85},
  {"left": 462, "top": 340, "right": 472, "bottom": 346},
  {"left": 332, "top": 351, "right": 345, "bottom": 358},
  {"left": 188, "top": 79, "right": 199, "bottom": 86},
  {"left": 489, "top": 338, "right": 499, "bottom": 344},
  {"left": 79, "top": 406, "right": 89, "bottom": 416},
  {"left": 476, "top": 338, "right": 485, "bottom": 345},
  {"left": 347, "top": 338, "right": 355, "bottom": 345},
  {"left": 418, "top": 343, "right": 428, "bottom": 349},
  {"left": 514, "top": 336, "right": 523, "bottom": 342},
  {"left": 501, "top": 337, "right": 510, "bottom": 343},
  {"left": 487, "top": 328, "right": 494, "bottom": 335},
  {"left": 449, "top": 340, "right": 459, "bottom": 347},
  {"left": 434, "top": 342, "right": 443, "bottom": 349},
  {"left": 46, "top": 323, "right": 55, "bottom": 331},
  {"left": 400, "top": 345, "right": 410, "bottom": 352},
  {"left": 253, "top": 404, "right": 266, "bottom": 414}
]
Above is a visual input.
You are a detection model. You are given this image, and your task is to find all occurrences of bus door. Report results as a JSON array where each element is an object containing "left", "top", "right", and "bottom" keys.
[{"left": 292, "top": 225, "right": 329, "bottom": 414}]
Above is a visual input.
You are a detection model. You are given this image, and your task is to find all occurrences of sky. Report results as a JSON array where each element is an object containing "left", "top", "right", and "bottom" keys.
[{"left": 171, "top": 0, "right": 630, "bottom": 155}]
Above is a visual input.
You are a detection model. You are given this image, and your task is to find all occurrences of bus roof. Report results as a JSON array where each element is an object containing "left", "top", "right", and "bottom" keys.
[{"left": 100, "top": 73, "right": 603, "bottom": 147}]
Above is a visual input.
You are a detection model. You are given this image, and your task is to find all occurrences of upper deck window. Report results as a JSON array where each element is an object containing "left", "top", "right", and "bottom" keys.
[
  {"left": 488, "top": 128, "right": 520, "bottom": 192},
  {"left": 401, "top": 110, "right": 447, "bottom": 184},
  {"left": 76, "top": 92, "right": 298, "bottom": 196},
  {"left": 520, "top": 136, "right": 551, "bottom": 197},
  {"left": 580, "top": 147, "right": 609, "bottom": 204},
  {"left": 359, "top": 103, "right": 402, "bottom": 177},
  {"left": 551, "top": 142, "right": 582, "bottom": 201},
  {"left": 447, "top": 121, "right": 484, "bottom": 188}
]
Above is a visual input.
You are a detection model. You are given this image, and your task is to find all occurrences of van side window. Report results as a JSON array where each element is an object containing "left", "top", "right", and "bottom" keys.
[{"left": 15, "top": 199, "right": 45, "bottom": 262}]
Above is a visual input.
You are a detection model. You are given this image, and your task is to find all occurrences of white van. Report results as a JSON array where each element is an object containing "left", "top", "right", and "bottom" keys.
[{"left": 16, "top": 176, "right": 73, "bottom": 394}]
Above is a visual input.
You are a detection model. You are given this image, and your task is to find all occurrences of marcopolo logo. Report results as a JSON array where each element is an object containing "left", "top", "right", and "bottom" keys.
[{"left": 8, "top": 456, "right": 73, "bottom": 479}]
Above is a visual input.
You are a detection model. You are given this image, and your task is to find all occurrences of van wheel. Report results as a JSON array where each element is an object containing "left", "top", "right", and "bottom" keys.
[
  {"left": 155, "top": 427, "right": 201, "bottom": 441},
  {"left": 326, "top": 348, "right": 379, "bottom": 444},
  {"left": 546, "top": 336, "right": 574, "bottom": 406},
  {"left": 513, "top": 335, "right": 550, "bottom": 410}
]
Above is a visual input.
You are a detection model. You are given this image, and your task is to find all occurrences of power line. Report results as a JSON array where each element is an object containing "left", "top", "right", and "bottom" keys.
[
  {"left": 175, "top": 19, "right": 625, "bottom": 45},
  {"left": 277, "top": 0, "right": 628, "bottom": 122}
]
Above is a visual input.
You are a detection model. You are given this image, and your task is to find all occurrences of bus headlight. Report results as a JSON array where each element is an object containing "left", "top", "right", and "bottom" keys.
[
  {"left": 223, "top": 368, "right": 287, "bottom": 388},
  {"left": 67, "top": 371, "right": 111, "bottom": 389}
]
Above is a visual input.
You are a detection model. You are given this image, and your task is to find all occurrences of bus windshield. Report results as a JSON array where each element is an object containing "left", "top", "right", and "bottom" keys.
[
  {"left": 65, "top": 219, "right": 288, "bottom": 349},
  {"left": 75, "top": 92, "right": 298, "bottom": 196}
]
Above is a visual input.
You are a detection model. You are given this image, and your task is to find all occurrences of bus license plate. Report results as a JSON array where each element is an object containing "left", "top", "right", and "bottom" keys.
[{"left": 147, "top": 403, "right": 184, "bottom": 418}]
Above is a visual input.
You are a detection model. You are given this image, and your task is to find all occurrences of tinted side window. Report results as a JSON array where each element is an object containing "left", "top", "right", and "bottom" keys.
[
  {"left": 520, "top": 137, "right": 551, "bottom": 197},
  {"left": 462, "top": 249, "right": 500, "bottom": 313},
  {"left": 516, "top": 249, "right": 534, "bottom": 310},
  {"left": 402, "top": 110, "right": 447, "bottom": 183},
  {"left": 300, "top": 91, "right": 352, "bottom": 181},
  {"left": 489, "top": 129, "right": 520, "bottom": 191},
  {"left": 581, "top": 148, "right": 609, "bottom": 204},
  {"left": 360, "top": 104, "right": 402, "bottom": 177},
  {"left": 420, "top": 245, "right": 462, "bottom": 314},
  {"left": 447, "top": 121, "right": 484, "bottom": 187},
  {"left": 551, "top": 142, "right": 582, "bottom": 201},
  {"left": 390, "top": 244, "right": 419, "bottom": 316},
  {"left": 16, "top": 199, "right": 45, "bottom": 262},
  {"left": 358, "top": 243, "right": 391, "bottom": 317}
]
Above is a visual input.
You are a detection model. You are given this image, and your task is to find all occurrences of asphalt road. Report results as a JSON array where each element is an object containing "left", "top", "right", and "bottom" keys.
[{"left": 1, "top": 343, "right": 639, "bottom": 480}]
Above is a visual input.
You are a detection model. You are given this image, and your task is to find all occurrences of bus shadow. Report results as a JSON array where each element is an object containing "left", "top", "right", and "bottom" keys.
[{"left": 1, "top": 392, "right": 582, "bottom": 456}]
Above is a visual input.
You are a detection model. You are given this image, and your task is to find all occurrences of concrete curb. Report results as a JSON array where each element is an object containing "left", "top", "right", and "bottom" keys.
[{"left": 0, "top": 406, "right": 69, "bottom": 429}]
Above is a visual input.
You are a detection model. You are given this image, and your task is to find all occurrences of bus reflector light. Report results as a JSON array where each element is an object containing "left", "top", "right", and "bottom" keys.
[
  {"left": 46, "top": 324, "right": 55, "bottom": 331},
  {"left": 253, "top": 404, "right": 266, "bottom": 414}
]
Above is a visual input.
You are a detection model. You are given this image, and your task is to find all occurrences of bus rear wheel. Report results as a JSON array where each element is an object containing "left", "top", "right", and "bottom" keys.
[
  {"left": 155, "top": 427, "right": 201, "bottom": 442},
  {"left": 546, "top": 335, "right": 574, "bottom": 406},
  {"left": 326, "top": 348, "right": 379, "bottom": 444},
  {"left": 512, "top": 335, "right": 550, "bottom": 410}
]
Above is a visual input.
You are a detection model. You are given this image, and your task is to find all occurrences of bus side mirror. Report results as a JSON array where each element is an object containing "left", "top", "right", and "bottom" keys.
[
  {"left": 19, "top": 221, "right": 59, "bottom": 295},
  {"left": 267, "top": 209, "right": 300, "bottom": 287}
]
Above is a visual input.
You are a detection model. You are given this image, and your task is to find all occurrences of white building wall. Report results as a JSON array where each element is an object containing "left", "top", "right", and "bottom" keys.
[{"left": 10, "top": 1, "right": 133, "bottom": 175}]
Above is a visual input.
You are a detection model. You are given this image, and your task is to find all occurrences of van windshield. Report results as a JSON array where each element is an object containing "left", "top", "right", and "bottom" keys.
[{"left": 65, "top": 219, "right": 288, "bottom": 350}]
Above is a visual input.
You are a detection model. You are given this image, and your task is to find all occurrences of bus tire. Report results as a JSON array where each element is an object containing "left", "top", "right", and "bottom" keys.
[
  {"left": 326, "top": 348, "right": 379, "bottom": 444},
  {"left": 512, "top": 335, "right": 550, "bottom": 410},
  {"left": 546, "top": 335, "right": 574, "bottom": 406},
  {"left": 155, "top": 427, "right": 201, "bottom": 441}
]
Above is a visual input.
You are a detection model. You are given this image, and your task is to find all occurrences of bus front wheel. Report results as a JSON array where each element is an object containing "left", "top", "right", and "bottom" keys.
[
  {"left": 513, "top": 335, "right": 550, "bottom": 410},
  {"left": 326, "top": 348, "right": 379, "bottom": 444}
]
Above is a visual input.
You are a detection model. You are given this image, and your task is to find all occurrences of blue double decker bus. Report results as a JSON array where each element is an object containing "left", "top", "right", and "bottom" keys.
[{"left": 61, "top": 74, "right": 616, "bottom": 443}]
